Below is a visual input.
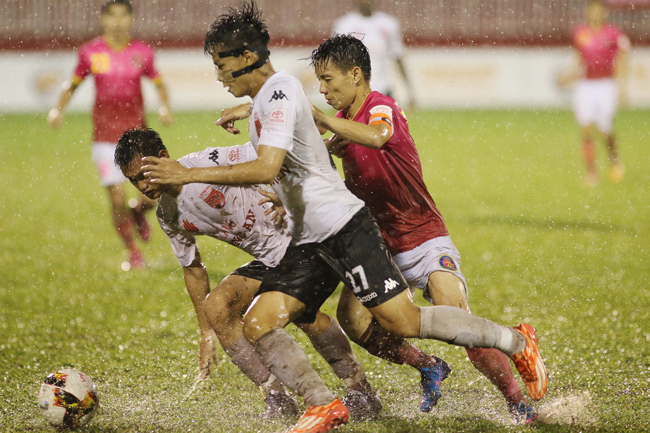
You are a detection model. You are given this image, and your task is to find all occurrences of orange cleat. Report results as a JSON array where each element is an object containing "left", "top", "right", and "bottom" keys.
[
  {"left": 285, "top": 398, "right": 349, "bottom": 433},
  {"left": 511, "top": 323, "right": 547, "bottom": 401}
]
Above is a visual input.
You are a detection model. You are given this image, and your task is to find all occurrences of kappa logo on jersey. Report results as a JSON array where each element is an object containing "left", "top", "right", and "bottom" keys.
[
  {"left": 439, "top": 255, "right": 458, "bottom": 271},
  {"left": 269, "top": 90, "right": 288, "bottom": 102},
  {"left": 208, "top": 149, "right": 220, "bottom": 165},
  {"left": 384, "top": 278, "right": 400, "bottom": 293},
  {"left": 200, "top": 187, "right": 225, "bottom": 209},
  {"left": 182, "top": 220, "right": 199, "bottom": 232}
]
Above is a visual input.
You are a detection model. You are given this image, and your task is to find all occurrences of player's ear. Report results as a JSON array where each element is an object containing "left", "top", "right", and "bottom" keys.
[
  {"left": 351, "top": 66, "right": 363, "bottom": 85},
  {"left": 159, "top": 149, "right": 170, "bottom": 158},
  {"left": 243, "top": 50, "right": 259, "bottom": 66}
]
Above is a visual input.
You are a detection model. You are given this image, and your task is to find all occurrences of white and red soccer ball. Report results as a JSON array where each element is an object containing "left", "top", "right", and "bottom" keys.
[{"left": 38, "top": 368, "right": 99, "bottom": 429}]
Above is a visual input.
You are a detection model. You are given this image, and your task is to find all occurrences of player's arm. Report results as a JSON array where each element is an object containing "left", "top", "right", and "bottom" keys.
[
  {"left": 47, "top": 78, "right": 82, "bottom": 128},
  {"left": 152, "top": 77, "right": 173, "bottom": 125},
  {"left": 312, "top": 104, "right": 390, "bottom": 150},
  {"left": 182, "top": 256, "right": 219, "bottom": 379},
  {"left": 142, "top": 144, "right": 286, "bottom": 186}
]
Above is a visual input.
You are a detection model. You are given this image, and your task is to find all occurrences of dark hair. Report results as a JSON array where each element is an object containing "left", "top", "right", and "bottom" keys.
[
  {"left": 204, "top": 0, "right": 270, "bottom": 57},
  {"left": 101, "top": 0, "right": 133, "bottom": 15},
  {"left": 310, "top": 34, "right": 371, "bottom": 82},
  {"left": 115, "top": 128, "right": 166, "bottom": 170}
]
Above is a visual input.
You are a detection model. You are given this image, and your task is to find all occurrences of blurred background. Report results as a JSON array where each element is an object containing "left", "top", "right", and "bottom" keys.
[{"left": 1, "top": 0, "right": 649, "bottom": 111}]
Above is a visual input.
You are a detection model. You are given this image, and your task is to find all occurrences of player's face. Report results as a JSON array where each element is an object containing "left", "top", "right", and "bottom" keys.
[
  {"left": 101, "top": 4, "right": 133, "bottom": 36},
  {"left": 123, "top": 157, "right": 165, "bottom": 200},
  {"left": 586, "top": 2, "right": 607, "bottom": 26},
  {"left": 315, "top": 61, "right": 357, "bottom": 111},
  {"left": 211, "top": 49, "right": 253, "bottom": 98}
]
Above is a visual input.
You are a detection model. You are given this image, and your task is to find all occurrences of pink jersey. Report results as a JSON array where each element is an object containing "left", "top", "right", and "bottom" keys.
[
  {"left": 572, "top": 24, "right": 627, "bottom": 79},
  {"left": 73, "top": 37, "right": 160, "bottom": 143},
  {"left": 338, "top": 91, "right": 448, "bottom": 254}
]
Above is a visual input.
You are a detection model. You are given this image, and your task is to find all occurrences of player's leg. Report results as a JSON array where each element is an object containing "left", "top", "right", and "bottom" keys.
[
  {"left": 203, "top": 264, "right": 296, "bottom": 418},
  {"left": 327, "top": 208, "right": 547, "bottom": 401},
  {"left": 573, "top": 81, "right": 598, "bottom": 185},
  {"left": 598, "top": 79, "right": 623, "bottom": 182},
  {"left": 337, "top": 286, "right": 449, "bottom": 412},
  {"left": 297, "top": 311, "right": 382, "bottom": 419},
  {"left": 93, "top": 142, "right": 143, "bottom": 268},
  {"left": 243, "top": 245, "right": 349, "bottom": 432},
  {"left": 129, "top": 194, "right": 155, "bottom": 242}
]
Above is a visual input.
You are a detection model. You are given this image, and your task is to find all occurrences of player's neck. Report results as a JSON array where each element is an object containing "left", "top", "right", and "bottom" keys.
[
  {"left": 104, "top": 33, "right": 131, "bottom": 50},
  {"left": 249, "top": 63, "right": 277, "bottom": 98},
  {"left": 348, "top": 87, "right": 372, "bottom": 119},
  {"left": 165, "top": 185, "right": 182, "bottom": 198}
]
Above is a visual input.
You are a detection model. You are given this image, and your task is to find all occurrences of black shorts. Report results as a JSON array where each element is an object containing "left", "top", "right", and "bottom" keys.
[
  {"left": 230, "top": 260, "right": 271, "bottom": 282},
  {"left": 257, "top": 207, "right": 407, "bottom": 322}
]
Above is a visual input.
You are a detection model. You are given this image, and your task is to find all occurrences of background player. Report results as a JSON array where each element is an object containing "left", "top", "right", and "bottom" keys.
[
  {"left": 310, "top": 33, "right": 538, "bottom": 424},
  {"left": 47, "top": 0, "right": 173, "bottom": 269},
  {"left": 333, "top": 0, "right": 415, "bottom": 110},
  {"left": 142, "top": 2, "right": 547, "bottom": 432},
  {"left": 557, "top": 0, "right": 630, "bottom": 186}
]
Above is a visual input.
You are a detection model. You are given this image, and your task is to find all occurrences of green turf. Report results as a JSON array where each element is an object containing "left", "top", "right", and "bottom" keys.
[{"left": 1, "top": 109, "right": 648, "bottom": 432}]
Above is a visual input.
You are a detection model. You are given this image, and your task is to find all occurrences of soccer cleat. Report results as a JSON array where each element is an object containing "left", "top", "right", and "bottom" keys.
[
  {"left": 342, "top": 389, "right": 382, "bottom": 419},
  {"left": 263, "top": 390, "right": 298, "bottom": 419},
  {"left": 608, "top": 163, "right": 624, "bottom": 183},
  {"left": 419, "top": 357, "right": 451, "bottom": 412},
  {"left": 132, "top": 208, "right": 152, "bottom": 242},
  {"left": 511, "top": 324, "right": 547, "bottom": 401},
  {"left": 508, "top": 401, "right": 538, "bottom": 425},
  {"left": 285, "top": 398, "right": 348, "bottom": 433}
]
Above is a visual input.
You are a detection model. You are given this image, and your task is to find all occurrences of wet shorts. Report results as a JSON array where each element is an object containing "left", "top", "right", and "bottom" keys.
[{"left": 91, "top": 142, "right": 126, "bottom": 187}]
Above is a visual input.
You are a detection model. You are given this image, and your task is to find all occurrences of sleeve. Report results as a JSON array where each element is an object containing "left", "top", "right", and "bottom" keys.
[
  {"left": 158, "top": 212, "right": 199, "bottom": 267},
  {"left": 72, "top": 46, "right": 91, "bottom": 83},
  {"left": 142, "top": 44, "right": 161, "bottom": 82},
  {"left": 368, "top": 104, "right": 395, "bottom": 139},
  {"left": 213, "top": 142, "right": 258, "bottom": 165},
  {"left": 256, "top": 81, "right": 298, "bottom": 152}
]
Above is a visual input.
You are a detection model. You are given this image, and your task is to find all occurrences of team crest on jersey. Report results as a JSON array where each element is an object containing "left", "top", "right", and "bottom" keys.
[
  {"left": 90, "top": 53, "right": 110, "bottom": 74},
  {"left": 182, "top": 220, "right": 199, "bottom": 232},
  {"left": 200, "top": 187, "right": 225, "bottom": 209},
  {"left": 438, "top": 255, "right": 458, "bottom": 271}
]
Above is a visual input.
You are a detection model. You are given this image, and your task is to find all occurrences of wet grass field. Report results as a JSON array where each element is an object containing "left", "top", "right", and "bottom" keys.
[{"left": 1, "top": 109, "right": 648, "bottom": 432}]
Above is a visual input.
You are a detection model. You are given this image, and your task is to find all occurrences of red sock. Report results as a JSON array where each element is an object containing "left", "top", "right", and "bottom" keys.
[
  {"left": 358, "top": 320, "right": 437, "bottom": 369},
  {"left": 115, "top": 216, "right": 136, "bottom": 250},
  {"left": 466, "top": 347, "right": 525, "bottom": 406}
]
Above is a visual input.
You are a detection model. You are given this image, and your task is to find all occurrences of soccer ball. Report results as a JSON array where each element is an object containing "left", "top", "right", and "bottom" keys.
[{"left": 37, "top": 368, "right": 99, "bottom": 429}]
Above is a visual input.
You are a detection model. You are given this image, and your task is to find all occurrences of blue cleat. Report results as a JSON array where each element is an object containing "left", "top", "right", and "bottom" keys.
[
  {"left": 419, "top": 358, "right": 451, "bottom": 412},
  {"left": 509, "top": 401, "right": 538, "bottom": 425}
]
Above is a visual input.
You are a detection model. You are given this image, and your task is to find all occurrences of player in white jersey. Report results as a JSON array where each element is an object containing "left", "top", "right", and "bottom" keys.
[
  {"left": 142, "top": 3, "right": 547, "bottom": 432},
  {"left": 333, "top": 0, "right": 415, "bottom": 109},
  {"left": 115, "top": 128, "right": 383, "bottom": 419}
]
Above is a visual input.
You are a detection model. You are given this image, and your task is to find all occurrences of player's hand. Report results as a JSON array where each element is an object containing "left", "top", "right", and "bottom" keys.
[
  {"left": 216, "top": 103, "right": 251, "bottom": 134},
  {"left": 325, "top": 134, "right": 349, "bottom": 158},
  {"left": 159, "top": 106, "right": 173, "bottom": 126},
  {"left": 142, "top": 156, "right": 190, "bottom": 185},
  {"left": 258, "top": 187, "right": 286, "bottom": 228},
  {"left": 311, "top": 104, "right": 328, "bottom": 127},
  {"left": 198, "top": 330, "right": 219, "bottom": 380},
  {"left": 47, "top": 107, "right": 64, "bottom": 128}
]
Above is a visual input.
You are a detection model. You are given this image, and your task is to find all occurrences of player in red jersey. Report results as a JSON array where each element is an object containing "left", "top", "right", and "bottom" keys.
[
  {"left": 310, "top": 34, "right": 541, "bottom": 423},
  {"left": 47, "top": 0, "right": 172, "bottom": 269},
  {"left": 558, "top": 0, "right": 630, "bottom": 186}
]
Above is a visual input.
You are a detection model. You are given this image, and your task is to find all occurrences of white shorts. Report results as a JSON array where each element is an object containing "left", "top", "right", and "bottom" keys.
[
  {"left": 392, "top": 235, "right": 468, "bottom": 303},
  {"left": 572, "top": 78, "right": 618, "bottom": 133},
  {"left": 91, "top": 142, "right": 126, "bottom": 187}
]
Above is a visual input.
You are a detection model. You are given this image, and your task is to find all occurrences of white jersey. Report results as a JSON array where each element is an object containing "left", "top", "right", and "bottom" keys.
[
  {"left": 157, "top": 143, "right": 291, "bottom": 267},
  {"left": 334, "top": 11, "right": 405, "bottom": 95},
  {"left": 248, "top": 71, "right": 364, "bottom": 244}
]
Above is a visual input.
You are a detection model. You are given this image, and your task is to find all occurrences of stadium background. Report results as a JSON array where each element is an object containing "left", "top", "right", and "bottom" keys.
[{"left": 1, "top": 0, "right": 650, "bottom": 111}]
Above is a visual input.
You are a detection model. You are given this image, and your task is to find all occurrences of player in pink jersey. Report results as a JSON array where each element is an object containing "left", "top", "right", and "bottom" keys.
[
  {"left": 310, "top": 34, "right": 542, "bottom": 424},
  {"left": 558, "top": 0, "right": 630, "bottom": 186},
  {"left": 47, "top": 0, "right": 173, "bottom": 269}
]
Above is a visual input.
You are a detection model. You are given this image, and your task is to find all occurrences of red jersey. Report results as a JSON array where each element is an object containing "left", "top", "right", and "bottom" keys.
[
  {"left": 338, "top": 91, "right": 448, "bottom": 254},
  {"left": 572, "top": 24, "right": 629, "bottom": 80},
  {"left": 73, "top": 37, "right": 161, "bottom": 143}
]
